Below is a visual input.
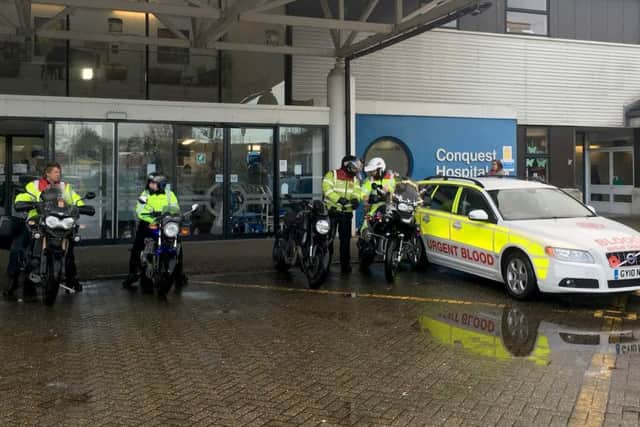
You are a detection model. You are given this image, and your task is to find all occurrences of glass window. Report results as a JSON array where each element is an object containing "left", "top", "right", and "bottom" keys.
[
  {"left": 221, "top": 21, "right": 285, "bottom": 104},
  {"left": 506, "top": 11, "right": 548, "bottom": 35},
  {"left": 489, "top": 188, "right": 594, "bottom": 221},
  {"left": 148, "top": 15, "right": 219, "bottom": 103},
  {"left": 613, "top": 152, "right": 633, "bottom": 186},
  {"left": 229, "top": 128, "right": 274, "bottom": 235},
  {"left": 430, "top": 185, "right": 459, "bottom": 213},
  {"left": 278, "top": 127, "right": 326, "bottom": 213},
  {"left": 0, "top": 4, "right": 66, "bottom": 96},
  {"left": 507, "top": 0, "right": 547, "bottom": 11},
  {"left": 117, "top": 123, "right": 173, "bottom": 239},
  {"left": 364, "top": 137, "right": 412, "bottom": 177},
  {"left": 54, "top": 122, "right": 114, "bottom": 239},
  {"left": 69, "top": 10, "right": 146, "bottom": 99},
  {"left": 11, "top": 137, "right": 46, "bottom": 215},
  {"left": 574, "top": 132, "right": 585, "bottom": 195},
  {"left": 457, "top": 188, "right": 494, "bottom": 219},
  {"left": 441, "top": 19, "right": 458, "bottom": 29},
  {"left": 589, "top": 151, "right": 609, "bottom": 185},
  {"left": 525, "top": 127, "right": 550, "bottom": 181},
  {"left": 0, "top": 136, "right": 5, "bottom": 215},
  {"left": 176, "top": 126, "right": 224, "bottom": 237}
]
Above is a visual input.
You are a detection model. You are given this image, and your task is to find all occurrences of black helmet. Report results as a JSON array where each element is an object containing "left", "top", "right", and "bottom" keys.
[
  {"left": 341, "top": 155, "right": 361, "bottom": 176},
  {"left": 147, "top": 172, "right": 168, "bottom": 191}
]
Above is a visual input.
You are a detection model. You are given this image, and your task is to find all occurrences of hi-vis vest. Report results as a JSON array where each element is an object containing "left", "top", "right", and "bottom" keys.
[
  {"left": 15, "top": 180, "right": 83, "bottom": 219},
  {"left": 362, "top": 171, "right": 396, "bottom": 205},
  {"left": 136, "top": 187, "right": 180, "bottom": 224},
  {"left": 322, "top": 170, "right": 363, "bottom": 213}
]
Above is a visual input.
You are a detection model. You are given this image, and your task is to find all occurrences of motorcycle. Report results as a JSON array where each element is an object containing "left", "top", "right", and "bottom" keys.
[
  {"left": 358, "top": 182, "right": 428, "bottom": 283},
  {"left": 138, "top": 199, "right": 200, "bottom": 297},
  {"left": 272, "top": 197, "right": 331, "bottom": 289},
  {"left": 14, "top": 187, "right": 96, "bottom": 305}
]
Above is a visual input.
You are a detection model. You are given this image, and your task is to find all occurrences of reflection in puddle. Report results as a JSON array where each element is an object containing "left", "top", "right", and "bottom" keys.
[{"left": 418, "top": 302, "right": 640, "bottom": 366}]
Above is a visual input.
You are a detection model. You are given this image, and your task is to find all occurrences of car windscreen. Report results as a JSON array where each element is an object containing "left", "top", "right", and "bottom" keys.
[{"left": 488, "top": 188, "right": 595, "bottom": 220}]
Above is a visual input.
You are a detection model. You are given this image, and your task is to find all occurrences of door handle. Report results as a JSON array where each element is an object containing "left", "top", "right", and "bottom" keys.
[{"left": 453, "top": 221, "right": 462, "bottom": 230}]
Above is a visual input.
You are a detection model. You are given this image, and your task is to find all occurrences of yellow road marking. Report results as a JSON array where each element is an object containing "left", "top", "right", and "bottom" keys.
[{"left": 190, "top": 279, "right": 508, "bottom": 308}]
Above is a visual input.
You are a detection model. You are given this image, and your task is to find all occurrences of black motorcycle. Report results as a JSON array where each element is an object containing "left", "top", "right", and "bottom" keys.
[
  {"left": 14, "top": 187, "right": 95, "bottom": 305},
  {"left": 273, "top": 198, "right": 331, "bottom": 289},
  {"left": 358, "top": 182, "right": 427, "bottom": 283},
  {"left": 138, "top": 201, "right": 200, "bottom": 297}
]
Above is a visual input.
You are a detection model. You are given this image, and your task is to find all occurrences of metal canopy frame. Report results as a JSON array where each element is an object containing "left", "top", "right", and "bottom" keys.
[{"left": 0, "top": 0, "right": 490, "bottom": 58}]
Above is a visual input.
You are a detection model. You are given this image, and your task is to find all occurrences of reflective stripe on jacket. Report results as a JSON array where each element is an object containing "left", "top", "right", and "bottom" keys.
[
  {"left": 136, "top": 187, "right": 180, "bottom": 224},
  {"left": 15, "top": 180, "right": 84, "bottom": 219},
  {"left": 322, "top": 169, "right": 362, "bottom": 213}
]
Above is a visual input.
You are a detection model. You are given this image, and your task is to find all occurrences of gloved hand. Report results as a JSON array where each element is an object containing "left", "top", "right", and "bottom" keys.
[
  {"left": 350, "top": 199, "right": 360, "bottom": 209},
  {"left": 338, "top": 197, "right": 349, "bottom": 206}
]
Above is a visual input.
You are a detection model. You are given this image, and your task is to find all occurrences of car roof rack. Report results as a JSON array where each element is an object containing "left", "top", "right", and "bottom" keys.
[{"left": 422, "top": 175, "right": 485, "bottom": 188}]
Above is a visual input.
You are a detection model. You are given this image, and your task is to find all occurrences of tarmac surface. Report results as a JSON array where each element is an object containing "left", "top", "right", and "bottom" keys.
[{"left": 2, "top": 262, "right": 640, "bottom": 426}]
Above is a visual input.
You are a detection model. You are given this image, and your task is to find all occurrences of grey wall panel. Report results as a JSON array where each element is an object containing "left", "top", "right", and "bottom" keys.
[
  {"left": 623, "top": 0, "right": 640, "bottom": 44},
  {"left": 575, "top": 0, "right": 592, "bottom": 40},
  {"left": 552, "top": 0, "right": 576, "bottom": 39},
  {"left": 607, "top": 0, "right": 625, "bottom": 43},
  {"left": 293, "top": 28, "right": 640, "bottom": 127},
  {"left": 590, "top": 0, "right": 607, "bottom": 42}
]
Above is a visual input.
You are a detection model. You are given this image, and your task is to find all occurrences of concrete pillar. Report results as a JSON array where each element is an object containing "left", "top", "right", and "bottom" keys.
[{"left": 327, "top": 59, "right": 356, "bottom": 169}]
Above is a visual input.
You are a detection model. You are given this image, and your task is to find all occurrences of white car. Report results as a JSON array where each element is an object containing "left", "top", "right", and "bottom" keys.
[{"left": 416, "top": 176, "right": 640, "bottom": 299}]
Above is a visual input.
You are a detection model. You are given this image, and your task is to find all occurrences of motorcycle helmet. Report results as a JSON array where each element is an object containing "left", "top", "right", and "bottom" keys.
[
  {"left": 341, "top": 155, "right": 361, "bottom": 176},
  {"left": 148, "top": 172, "right": 169, "bottom": 192},
  {"left": 364, "top": 157, "right": 386, "bottom": 177}
]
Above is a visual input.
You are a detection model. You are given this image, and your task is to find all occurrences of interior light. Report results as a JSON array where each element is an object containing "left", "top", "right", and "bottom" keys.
[
  {"left": 181, "top": 139, "right": 196, "bottom": 146},
  {"left": 81, "top": 68, "right": 94, "bottom": 81}
]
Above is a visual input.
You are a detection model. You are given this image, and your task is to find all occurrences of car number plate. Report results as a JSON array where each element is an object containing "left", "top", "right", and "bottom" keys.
[{"left": 614, "top": 268, "right": 640, "bottom": 280}]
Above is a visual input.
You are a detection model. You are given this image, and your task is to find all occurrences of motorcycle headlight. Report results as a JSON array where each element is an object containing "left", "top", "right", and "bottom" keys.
[
  {"left": 163, "top": 222, "right": 180, "bottom": 238},
  {"left": 315, "top": 219, "right": 330, "bottom": 235},
  {"left": 545, "top": 247, "right": 594, "bottom": 264},
  {"left": 61, "top": 217, "right": 75, "bottom": 230},
  {"left": 398, "top": 203, "right": 413, "bottom": 213},
  {"left": 45, "top": 216, "right": 62, "bottom": 229}
]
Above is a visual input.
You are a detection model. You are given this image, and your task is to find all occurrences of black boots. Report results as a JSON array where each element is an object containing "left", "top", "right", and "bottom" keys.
[{"left": 122, "top": 274, "right": 139, "bottom": 291}]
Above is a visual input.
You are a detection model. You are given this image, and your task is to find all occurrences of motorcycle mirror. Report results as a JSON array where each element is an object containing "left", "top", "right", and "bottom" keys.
[
  {"left": 191, "top": 203, "right": 199, "bottom": 213},
  {"left": 138, "top": 196, "right": 148, "bottom": 205},
  {"left": 84, "top": 192, "right": 96, "bottom": 200}
]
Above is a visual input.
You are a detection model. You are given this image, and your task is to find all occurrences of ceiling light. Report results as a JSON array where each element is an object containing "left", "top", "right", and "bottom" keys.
[
  {"left": 181, "top": 139, "right": 196, "bottom": 146},
  {"left": 81, "top": 68, "right": 94, "bottom": 81}
]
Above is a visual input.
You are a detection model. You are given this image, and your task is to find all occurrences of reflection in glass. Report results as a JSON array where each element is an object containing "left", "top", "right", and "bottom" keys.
[
  {"left": 365, "top": 137, "right": 411, "bottom": 177},
  {"left": 525, "top": 128, "right": 548, "bottom": 154},
  {"left": 613, "top": 152, "right": 633, "bottom": 186},
  {"left": 54, "top": 122, "right": 114, "bottom": 239},
  {"left": 69, "top": 10, "right": 146, "bottom": 99},
  {"left": 574, "top": 133, "right": 585, "bottom": 195},
  {"left": 229, "top": 128, "right": 274, "bottom": 235},
  {"left": 117, "top": 123, "right": 173, "bottom": 239},
  {"left": 589, "top": 151, "right": 609, "bottom": 185},
  {"left": 176, "top": 126, "right": 224, "bottom": 237},
  {"left": 278, "top": 127, "right": 325, "bottom": 214},
  {"left": 507, "top": 11, "right": 548, "bottom": 35},
  {"left": 507, "top": 0, "right": 547, "bottom": 11}
]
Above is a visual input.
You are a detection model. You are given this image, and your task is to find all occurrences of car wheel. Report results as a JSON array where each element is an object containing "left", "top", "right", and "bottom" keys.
[{"left": 503, "top": 252, "right": 538, "bottom": 300}]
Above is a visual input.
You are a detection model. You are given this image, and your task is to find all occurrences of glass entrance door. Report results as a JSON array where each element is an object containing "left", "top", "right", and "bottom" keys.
[
  {"left": 589, "top": 148, "right": 634, "bottom": 215},
  {"left": 0, "top": 136, "right": 46, "bottom": 216},
  {"left": 228, "top": 128, "right": 274, "bottom": 236}
]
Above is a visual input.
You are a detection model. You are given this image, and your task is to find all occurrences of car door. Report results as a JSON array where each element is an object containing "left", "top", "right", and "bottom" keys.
[
  {"left": 418, "top": 183, "right": 460, "bottom": 266},
  {"left": 449, "top": 187, "right": 500, "bottom": 278}
]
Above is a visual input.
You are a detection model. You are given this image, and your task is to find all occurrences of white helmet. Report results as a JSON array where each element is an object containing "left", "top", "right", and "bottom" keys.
[{"left": 364, "top": 157, "right": 386, "bottom": 175}]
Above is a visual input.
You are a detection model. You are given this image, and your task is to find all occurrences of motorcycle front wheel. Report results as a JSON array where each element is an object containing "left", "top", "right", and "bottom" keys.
[
  {"left": 43, "top": 254, "right": 61, "bottom": 306},
  {"left": 304, "top": 243, "right": 330, "bottom": 289},
  {"left": 384, "top": 238, "right": 401, "bottom": 284}
]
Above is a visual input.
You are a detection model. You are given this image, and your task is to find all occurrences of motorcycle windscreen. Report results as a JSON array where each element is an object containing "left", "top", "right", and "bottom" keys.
[
  {"left": 394, "top": 181, "right": 420, "bottom": 203},
  {"left": 161, "top": 204, "right": 181, "bottom": 216}
]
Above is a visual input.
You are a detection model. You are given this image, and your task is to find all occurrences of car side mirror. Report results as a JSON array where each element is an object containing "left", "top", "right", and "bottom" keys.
[
  {"left": 84, "top": 192, "right": 96, "bottom": 200},
  {"left": 468, "top": 209, "right": 489, "bottom": 221},
  {"left": 587, "top": 205, "right": 597, "bottom": 215},
  {"left": 138, "top": 196, "right": 148, "bottom": 205}
]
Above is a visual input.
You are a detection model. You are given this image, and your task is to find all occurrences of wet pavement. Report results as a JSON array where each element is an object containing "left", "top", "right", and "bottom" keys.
[{"left": 2, "top": 264, "right": 640, "bottom": 426}]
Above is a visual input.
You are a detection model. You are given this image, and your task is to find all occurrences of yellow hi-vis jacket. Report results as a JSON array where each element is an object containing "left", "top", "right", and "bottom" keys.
[
  {"left": 15, "top": 180, "right": 84, "bottom": 219},
  {"left": 362, "top": 171, "right": 396, "bottom": 215},
  {"left": 136, "top": 188, "right": 180, "bottom": 224},
  {"left": 322, "top": 169, "right": 362, "bottom": 213}
]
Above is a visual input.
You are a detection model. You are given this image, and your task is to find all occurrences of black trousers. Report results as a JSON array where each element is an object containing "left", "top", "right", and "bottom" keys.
[
  {"left": 128, "top": 221, "right": 184, "bottom": 278},
  {"left": 329, "top": 211, "right": 353, "bottom": 269}
]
